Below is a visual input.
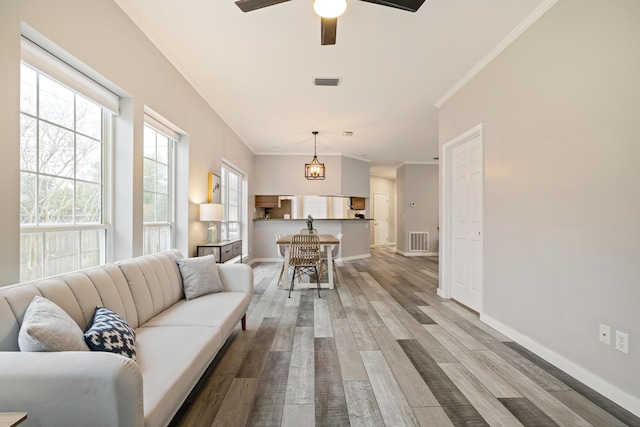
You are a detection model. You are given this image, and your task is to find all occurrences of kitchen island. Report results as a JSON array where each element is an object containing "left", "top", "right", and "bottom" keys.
[{"left": 252, "top": 218, "right": 373, "bottom": 262}]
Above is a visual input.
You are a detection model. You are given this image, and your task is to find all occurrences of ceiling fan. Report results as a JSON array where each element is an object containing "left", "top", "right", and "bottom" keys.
[{"left": 235, "top": 0, "right": 425, "bottom": 45}]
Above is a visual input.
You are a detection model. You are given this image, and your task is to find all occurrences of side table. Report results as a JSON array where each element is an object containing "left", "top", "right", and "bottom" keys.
[{"left": 0, "top": 413, "right": 27, "bottom": 427}]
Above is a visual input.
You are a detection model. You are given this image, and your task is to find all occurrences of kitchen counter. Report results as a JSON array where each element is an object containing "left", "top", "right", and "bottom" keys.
[
  {"left": 252, "top": 217, "right": 372, "bottom": 261},
  {"left": 253, "top": 218, "right": 373, "bottom": 221}
]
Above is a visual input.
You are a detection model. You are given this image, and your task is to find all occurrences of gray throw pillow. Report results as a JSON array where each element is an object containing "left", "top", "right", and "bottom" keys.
[
  {"left": 18, "top": 295, "right": 90, "bottom": 352},
  {"left": 176, "top": 255, "right": 224, "bottom": 300}
]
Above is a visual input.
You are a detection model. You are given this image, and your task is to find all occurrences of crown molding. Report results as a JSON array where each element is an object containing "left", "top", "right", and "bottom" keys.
[{"left": 434, "top": 0, "right": 560, "bottom": 108}]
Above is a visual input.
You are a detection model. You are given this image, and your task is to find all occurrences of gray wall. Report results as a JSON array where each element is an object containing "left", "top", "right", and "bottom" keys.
[
  {"left": 254, "top": 155, "right": 343, "bottom": 196},
  {"left": 254, "top": 154, "right": 369, "bottom": 197},
  {"left": 0, "top": 0, "right": 254, "bottom": 285},
  {"left": 439, "top": 0, "right": 640, "bottom": 410},
  {"left": 341, "top": 156, "right": 370, "bottom": 197},
  {"left": 396, "top": 164, "right": 439, "bottom": 254}
]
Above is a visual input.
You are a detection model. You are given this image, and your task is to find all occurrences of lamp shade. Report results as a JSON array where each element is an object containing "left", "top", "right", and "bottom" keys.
[{"left": 199, "top": 203, "right": 224, "bottom": 222}]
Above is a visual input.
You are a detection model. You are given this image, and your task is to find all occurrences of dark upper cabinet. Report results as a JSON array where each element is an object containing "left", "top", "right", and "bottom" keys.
[
  {"left": 255, "top": 195, "right": 280, "bottom": 208},
  {"left": 349, "top": 197, "right": 365, "bottom": 210}
]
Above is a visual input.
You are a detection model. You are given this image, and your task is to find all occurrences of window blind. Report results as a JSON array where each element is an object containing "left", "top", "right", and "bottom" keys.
[
  {"left": 144, "top": 113, "right": 181, "bottom": 142},
  {"left": 21, "top": 37, "right": 120, "bottom": 115}
]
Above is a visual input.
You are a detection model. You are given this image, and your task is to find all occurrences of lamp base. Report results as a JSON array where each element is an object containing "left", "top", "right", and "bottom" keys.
[{"left": 206, "top": 222, "right": 218, "bottom": 244}]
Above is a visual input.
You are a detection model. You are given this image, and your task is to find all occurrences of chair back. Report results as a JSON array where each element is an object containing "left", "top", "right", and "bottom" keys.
[
  {"left": 332, "top": 233, "right": 343, "bottom": 257},
  {"left": 289, "top": 234, "right": 321, "bottom": 267},
  {"left": 300, "top": 228, "right": 318, "bottom": 234},
  {"left": 275, "top": 233, "right": 286, "bottom": 257}
]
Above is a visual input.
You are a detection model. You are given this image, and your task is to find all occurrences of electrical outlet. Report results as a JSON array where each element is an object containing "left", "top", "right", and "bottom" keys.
[
  {"left": 599, "top": 324, "right": 611, "bottom": 345},
  {"left": 615, "top": 331, "right": 629, "bottom": 354}
]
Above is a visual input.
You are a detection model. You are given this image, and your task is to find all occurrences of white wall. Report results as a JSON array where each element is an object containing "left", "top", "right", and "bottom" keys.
[
  {"left": 0, "top": 0, "right": 254, "bottom": 285},
  {"left": 439, "top": 0, "right": 640, "bottom": 413}
]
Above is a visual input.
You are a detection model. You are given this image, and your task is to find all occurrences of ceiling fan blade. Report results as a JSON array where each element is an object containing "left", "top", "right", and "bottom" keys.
[
  {"left": 321, "top": 17, "right": 337, "bottom": 45},
  {"left": 358, "top": 0, "right": 425, "bottom": 13},
  {"left": 235, "top": 0, "right": 290, "bottom": 12}
]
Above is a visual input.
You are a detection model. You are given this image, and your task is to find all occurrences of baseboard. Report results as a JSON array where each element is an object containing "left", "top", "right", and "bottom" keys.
[
  {"left": 340, "top": 254, "right": 371, "bottom": 262},
  {"left": 481, "top": 313, "right": 640, "bottom": 418},
  {"left": 394, "top": 248, "right": 439, "bottom": 257},
  {"left": 370, "top": 243, "right": 396, "bottom": 248},
  {"left": 247, "top": 258, "right": 281, "bottom": 265}
]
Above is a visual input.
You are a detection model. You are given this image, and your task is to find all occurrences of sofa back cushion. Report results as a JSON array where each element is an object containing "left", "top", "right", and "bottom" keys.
[
  {"left": 0, "top": 250, "right": 184, "bottom": 351},
  {"left": 0, "top": 264, "right": 136, "bottom": 351},
  {"left": 116, "top": 250, "right": 184, "bottom": 326}
]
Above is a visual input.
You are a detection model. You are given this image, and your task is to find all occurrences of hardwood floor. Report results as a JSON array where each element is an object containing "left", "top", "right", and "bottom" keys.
[{"left": 172, "top": 247, "right": 640, "bottom": 427}]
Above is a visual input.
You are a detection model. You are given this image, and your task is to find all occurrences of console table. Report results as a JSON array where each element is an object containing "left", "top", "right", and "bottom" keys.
[{"left": 197, "top": 240, "right": 242, "bottom": 263}]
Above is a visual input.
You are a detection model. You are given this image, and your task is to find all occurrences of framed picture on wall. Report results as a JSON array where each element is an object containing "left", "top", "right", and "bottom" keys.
[{"left": 208, "top": 172, "right": 221, "bottom": 204}]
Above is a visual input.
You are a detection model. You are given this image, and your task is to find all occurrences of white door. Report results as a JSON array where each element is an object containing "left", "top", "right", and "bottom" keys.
[
  {"left": 374, "top": 192, "right": 389, "bottom": 246},
  {"left": 450, "top": 134, "right": 483, "bottom": 312}
]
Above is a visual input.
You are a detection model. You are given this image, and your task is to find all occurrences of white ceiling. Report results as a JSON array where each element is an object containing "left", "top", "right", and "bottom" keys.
[{"left": 115, "top": 0, "right": 547, "bottom": 179}]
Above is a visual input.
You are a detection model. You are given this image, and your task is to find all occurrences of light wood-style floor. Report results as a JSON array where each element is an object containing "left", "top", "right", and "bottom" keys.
[{"left": 172, "top": 247, "right": 639, "bottom": 427}]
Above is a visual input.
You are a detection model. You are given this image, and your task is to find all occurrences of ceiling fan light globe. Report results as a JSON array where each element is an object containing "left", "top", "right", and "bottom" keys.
[{"left": 313, "top": 0, "right": 347, "bottom": 18}]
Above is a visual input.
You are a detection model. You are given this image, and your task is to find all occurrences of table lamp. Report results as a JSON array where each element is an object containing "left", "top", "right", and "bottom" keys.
[{"left": 199, "top": 203, "right": 224, "bottom": 244}]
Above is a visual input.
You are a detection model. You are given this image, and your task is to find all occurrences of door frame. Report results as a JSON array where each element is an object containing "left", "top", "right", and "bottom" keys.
[{"left": 438, "top": 123, "right": 484, "bottom": 311}]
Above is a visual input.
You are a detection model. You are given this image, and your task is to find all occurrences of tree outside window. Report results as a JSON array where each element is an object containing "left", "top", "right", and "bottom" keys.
[{"left": 19, "top": 63, "right": 107, "bottom": 281}]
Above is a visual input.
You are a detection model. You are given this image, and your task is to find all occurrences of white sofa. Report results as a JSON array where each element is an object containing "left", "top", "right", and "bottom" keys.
[{"left": 0, "top": 250, "right": 253, "bottom": 427}]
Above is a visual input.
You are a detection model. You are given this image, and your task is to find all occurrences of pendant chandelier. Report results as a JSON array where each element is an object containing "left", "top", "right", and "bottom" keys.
[{"left": 305, "top": 131, "right": 326, "bottom": 180}]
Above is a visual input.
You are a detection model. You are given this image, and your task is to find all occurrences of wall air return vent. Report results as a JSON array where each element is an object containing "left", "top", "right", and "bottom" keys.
[
  {"left": 409, "top": 232, "right": 429, "bottom": 252},
  {"left": 314, "top": 77, "right": 341, "bottom": 86}
]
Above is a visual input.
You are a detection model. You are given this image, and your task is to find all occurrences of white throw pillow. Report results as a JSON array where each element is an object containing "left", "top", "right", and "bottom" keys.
[
  {"left": 18, "top": 295, "right": 90, "bottom": 352},
  {"left": 176, "top": 255, "right": 224, "bottom": 300}
]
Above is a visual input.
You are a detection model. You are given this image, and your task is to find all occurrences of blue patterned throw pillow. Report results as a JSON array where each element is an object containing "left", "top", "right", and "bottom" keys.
[{"left": 84, "top": 307, "right": 137, "bottom": 361}]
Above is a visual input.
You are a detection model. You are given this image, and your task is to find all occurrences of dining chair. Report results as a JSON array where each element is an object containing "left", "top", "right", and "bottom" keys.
[
  {"left": 288, "top": 234, "right": 321, "bottom": 298},
  {"left": 318, "top": 232, "right": 342, "bottom": 284},
  {"left": 299, "top": 228, "right": 318, "bottom": 234},
  {"left": 275, "top": 233, "right": 287, "bottom": 284},
  {"left": 276, "top": 233, "right": 305, "bottom": 285}
]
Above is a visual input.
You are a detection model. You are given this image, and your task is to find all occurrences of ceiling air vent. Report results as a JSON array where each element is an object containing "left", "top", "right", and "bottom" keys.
[{"left": 314, "top": 77, "right": 341, "bottom": 87}]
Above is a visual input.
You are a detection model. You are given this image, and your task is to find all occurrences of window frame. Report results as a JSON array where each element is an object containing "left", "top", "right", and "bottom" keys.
[
  {"left": 142, "top": 121, "right": 177, "bottom": 255},
  {"left": 19, "top": 61, "right": 112, "bottom": 281},
  {"left": 220, "top": 164, "right": 244, "bottom": 243}
]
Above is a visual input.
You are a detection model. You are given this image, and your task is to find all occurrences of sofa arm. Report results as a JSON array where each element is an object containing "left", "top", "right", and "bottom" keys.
[
  {"left": 0, "top": 351, "right": 144, "bottom": 427},
  {"left": 218, "top": 263, "right": 254, "bottom": 295}
]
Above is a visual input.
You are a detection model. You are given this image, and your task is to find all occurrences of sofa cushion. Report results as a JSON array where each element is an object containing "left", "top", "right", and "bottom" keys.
[
  {"left": 85, "top": 307, "right": 137, "bottom": 361},
  {"left": 18, "top": 296, "right": 89, "bottom": 352},
  {"left": 142, "top": 291, "right": 251, "bottom": 340},
  {"left": 135, "top": 325, "right": 223, "bottom": 427},
  {"left": 176, "top": 255, "right": 224, "bottom": 300}
]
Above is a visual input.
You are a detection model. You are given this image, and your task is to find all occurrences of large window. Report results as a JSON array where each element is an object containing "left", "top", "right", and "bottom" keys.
[
  {"left": 221, "top": 165, "right": 243, "bottom": 242},
  {"left": 143, "top": 122, "right": 175, "bottom": 255},
  {"left": 19, "top": 62, "right": 109, "bottom": 281}
]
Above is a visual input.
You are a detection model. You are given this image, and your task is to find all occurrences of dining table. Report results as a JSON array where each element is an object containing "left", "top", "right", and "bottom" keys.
[{"left": 276, "top": 233, "right": 340, "bottom": 290}]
